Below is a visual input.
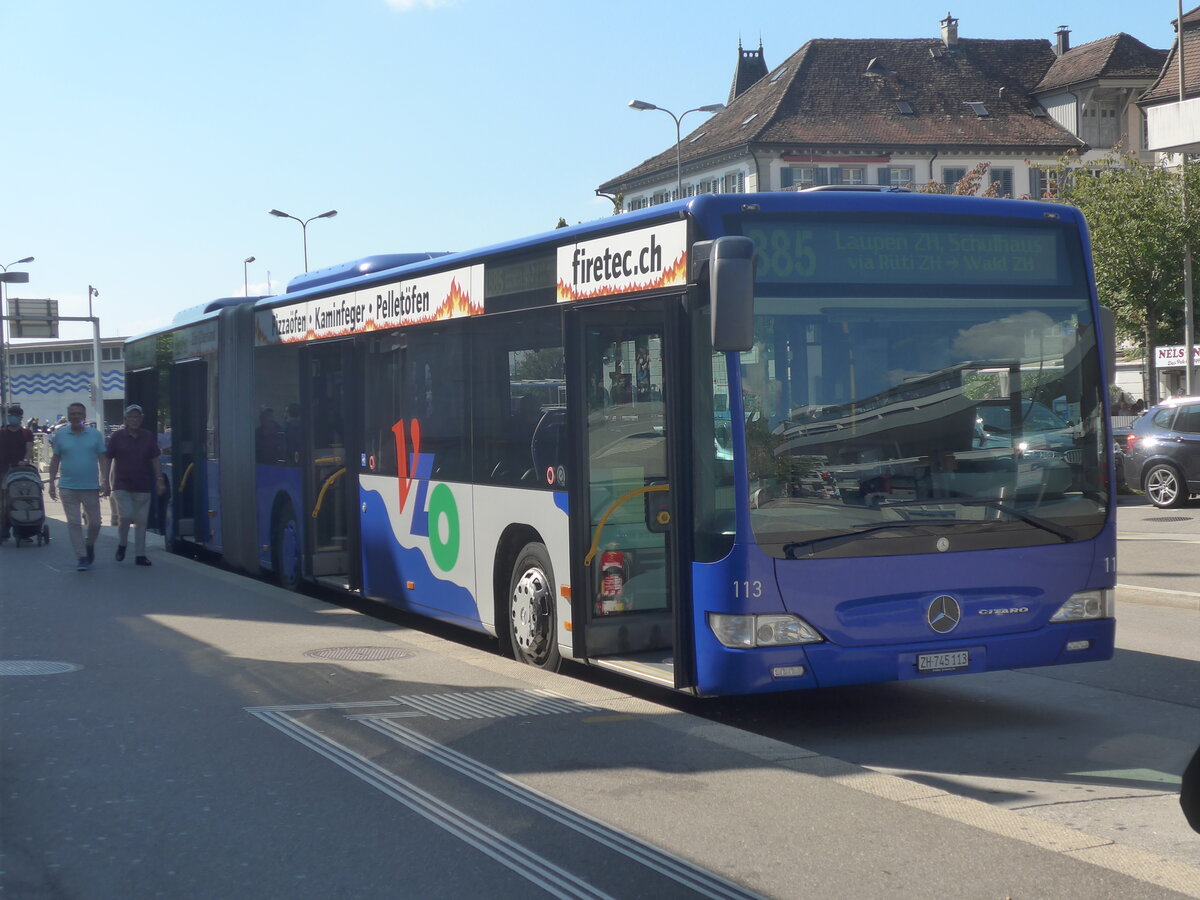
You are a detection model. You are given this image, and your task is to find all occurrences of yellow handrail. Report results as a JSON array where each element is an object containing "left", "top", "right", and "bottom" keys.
[
  {"left": 177, "top": 462, "right": 195, "bottom": 493},
  {"left": 583, "top": 483, "right": 670, "bottom": 567},
  {"left": 312, "top": 467, "right": 346, "bottom": 519}
]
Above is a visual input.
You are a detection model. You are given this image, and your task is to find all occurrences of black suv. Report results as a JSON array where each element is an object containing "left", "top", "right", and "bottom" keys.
[{"left": 1126, "top": 396, "right": 1200, "bottom": 507}]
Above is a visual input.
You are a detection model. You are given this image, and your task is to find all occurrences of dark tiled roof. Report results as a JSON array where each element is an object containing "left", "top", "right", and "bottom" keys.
[
  {"left": 1141, "top": 6, "right": 1200, "bottom": 103},
  {"left": 1037, "top": 33, "right": 1167, "bottom": 92},
  {"left": 601, "top": 38, "right": 1084, "bottom": 192}
]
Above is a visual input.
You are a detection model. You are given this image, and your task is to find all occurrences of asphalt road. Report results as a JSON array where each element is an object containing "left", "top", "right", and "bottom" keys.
[{"left": 633, "top": 494, "right": 1200, "bottom": 873}]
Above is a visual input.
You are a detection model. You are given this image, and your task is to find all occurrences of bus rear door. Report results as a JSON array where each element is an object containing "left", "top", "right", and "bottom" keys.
[{"left": 302, "top": 340, "right": 363, "bottom": 592}]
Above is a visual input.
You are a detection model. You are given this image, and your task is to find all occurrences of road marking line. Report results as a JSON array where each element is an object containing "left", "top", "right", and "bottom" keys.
[
  {"left": 360, "top": 716, "right": 766, "bottom": 900},
  {"left": 249, "top": 707, "right": 615, "bottom": 900}
]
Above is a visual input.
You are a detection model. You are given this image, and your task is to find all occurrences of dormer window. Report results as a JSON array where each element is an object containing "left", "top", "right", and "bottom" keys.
[
  {"left": 864, "top": 57, "right": 894, "bottom": 77},
  {"left": 769, "top": 65, "right": 789, "bottom": 83},
  {"left": 741, "top": 113, "right": 758, "bottom": 126},
  {"left": 895, "top": 101, "right": 915, "bottom": 115},
  {"left": 965, "top": 102, "right": 990, "bottom": 117}
]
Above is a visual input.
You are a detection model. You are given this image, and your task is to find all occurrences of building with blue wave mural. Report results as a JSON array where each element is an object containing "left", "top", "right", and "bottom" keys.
[{"left": 4, "top": 336, "right": 127, "bottom": 428}]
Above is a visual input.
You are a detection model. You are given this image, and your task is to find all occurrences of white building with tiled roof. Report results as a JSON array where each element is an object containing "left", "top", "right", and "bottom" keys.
[
  {"left": 601, "top": 14, "right": 1167, "bottom": 208},
  {"left": 1140, "top": 4, "right": 1200, "bottom": 157}
]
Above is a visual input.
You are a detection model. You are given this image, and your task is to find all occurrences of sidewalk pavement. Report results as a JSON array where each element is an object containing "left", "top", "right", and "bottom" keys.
[{"left": 3, "top": 506, "right": 1198, "bottom": 899}]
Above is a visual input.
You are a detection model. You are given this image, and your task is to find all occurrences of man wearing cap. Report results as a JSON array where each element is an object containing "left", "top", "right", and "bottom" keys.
[
  {"left": 1, "top": 404, "right": 35, "bottom": 542},
  {"left": 106, "top": 404, "right": 164, "bottom": 566}
]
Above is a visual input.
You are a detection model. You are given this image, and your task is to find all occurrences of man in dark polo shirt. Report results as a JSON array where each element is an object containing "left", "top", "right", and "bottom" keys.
[{"left": 106, "top": 404, "right": 165, "bottom": 565}]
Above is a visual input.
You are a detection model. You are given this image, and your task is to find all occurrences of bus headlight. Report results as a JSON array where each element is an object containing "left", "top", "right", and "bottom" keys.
[
  {"left": 708, "top": 613, "right": 824, "bottom": 648},
  {"left": 1049, "top": 589, "right": 1114, "bottom": 622}
]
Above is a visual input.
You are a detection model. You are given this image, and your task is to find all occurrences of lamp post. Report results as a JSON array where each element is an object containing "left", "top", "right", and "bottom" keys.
[
  {"left": 1178, "top": 0, "right": 1195, "bottom": 396},
  {"left": 268, "top": 208, "right": 337, "bottom": 273},
  {"left": 628, "top": 100, "right": 725, "bottom": 198},
  {"left": 87, "top": 285, "right": 103, "bottom": 428},
  {"left": 0, "top": 256, "right": 34, "bottom": 411},
  {"left": 243, "top": 256, "right": 256, "bottom": 297}
]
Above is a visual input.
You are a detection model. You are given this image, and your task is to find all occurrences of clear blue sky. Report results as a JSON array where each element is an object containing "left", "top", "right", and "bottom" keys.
[{"left": 0, "top": 0, "right": 1183, "bottom": 342}]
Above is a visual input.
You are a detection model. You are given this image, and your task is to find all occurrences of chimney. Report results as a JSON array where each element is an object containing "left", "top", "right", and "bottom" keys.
[
  {"left": 1055, "top": 26, "right": 1070, "bottom": 56},
  {"left": 941, "top": 13, "right": 959, "bottom": 48}
]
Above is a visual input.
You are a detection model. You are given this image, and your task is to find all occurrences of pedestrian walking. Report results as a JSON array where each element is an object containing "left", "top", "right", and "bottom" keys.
[
  {"left": 1, "top": 404, "right": 35, "bottom": 542},
  {"left": 106, "top": 404, "right": 165, "bottom": 566},
  {"left": 47, "top": 402, "right": 109, "bottom": 571}
]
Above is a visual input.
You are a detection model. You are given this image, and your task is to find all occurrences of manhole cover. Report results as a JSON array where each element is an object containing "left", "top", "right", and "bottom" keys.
[
  {"left": 304, "top": 647, "right": 413, "bottom": 661},
  {"left": 0, "top": 661, "right": 81, "bottom": 676},
  {"left": 1148, "top": 516, "right": 1192, "bottom": 523}
]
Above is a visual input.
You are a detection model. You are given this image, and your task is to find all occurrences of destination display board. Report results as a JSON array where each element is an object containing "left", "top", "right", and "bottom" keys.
[{"left": 741, "top": 217, "right": 1073, "bottom": 288}]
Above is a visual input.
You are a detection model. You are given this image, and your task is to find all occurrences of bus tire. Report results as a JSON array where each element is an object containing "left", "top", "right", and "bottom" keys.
[
  {"left": 1145, "top": 463, "right": 1187, "bottom": 509},
  {"left": 507, "top": 542, "right": 561, "bottom": 671},
  {"left": 273, "top": 501, "right": 303, "bottom": 591}
]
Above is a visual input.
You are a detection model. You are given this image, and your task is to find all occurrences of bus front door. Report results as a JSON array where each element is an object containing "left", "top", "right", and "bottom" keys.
[{"left": 570, "top": 300, "right": 691, "bottom": 690}]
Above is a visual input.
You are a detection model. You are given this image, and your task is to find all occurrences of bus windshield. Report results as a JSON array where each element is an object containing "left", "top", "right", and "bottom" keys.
[{"left": 730, "top": 212, "right": 1107, "bottom": 558}]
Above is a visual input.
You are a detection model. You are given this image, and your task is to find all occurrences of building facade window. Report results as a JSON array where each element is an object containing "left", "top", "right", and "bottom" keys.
[
  {"left": 839, "top": 167, "right": 865, "bottom": 185},
  {"left": 723, "top": 171, "right": 745, "bottom": 193},
  {"left": 888, "top": 166, "right": 914, "bottom": 187},
  {"left": 942, "top": 167, "right": 967, "bottom": 190},
  {"left": 780, "top": 166, "right": 815, "bottom": 190},
  {"left": 990, "top": 167, "right": 1014, "bottom": 197}
]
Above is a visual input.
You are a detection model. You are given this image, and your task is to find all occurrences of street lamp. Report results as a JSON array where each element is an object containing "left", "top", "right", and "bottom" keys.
[
  {"left": 0, "top": 256, "right": 35, "bottom": 411},
  {"left": 243, "top": 256, "right": 256, "bottom": 297},
  {"left": 628, "top": 100, "right": 725, "bottom": 198},
  {"left": 87, "top": 286, "right": 103, "bottom": 426},
  {"left": 268, "top": 208, "right": 337, "bottom": 273}
]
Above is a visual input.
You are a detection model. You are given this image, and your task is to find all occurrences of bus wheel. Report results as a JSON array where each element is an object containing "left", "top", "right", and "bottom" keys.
[
  {"left": 1145, "top": 463, "right": 1187, "bottom": 509},
  {"left": 273, "top": 503, "right": 303, "bottom": 591},
  {"left": 508, "top": 542, "right": 561, "bottom": 671}
]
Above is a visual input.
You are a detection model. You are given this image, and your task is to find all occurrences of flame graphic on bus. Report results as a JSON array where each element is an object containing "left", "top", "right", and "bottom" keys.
[
  {"left": 433, "top": 278, "right": 483, "bottom": 320},
  {"left": 556, "top": 251, "right": 687, "bottom": 302}
]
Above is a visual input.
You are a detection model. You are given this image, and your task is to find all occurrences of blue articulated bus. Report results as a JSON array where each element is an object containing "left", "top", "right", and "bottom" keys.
[{"left": 124, "top": 191, "right": 1116, "bottom": 696}]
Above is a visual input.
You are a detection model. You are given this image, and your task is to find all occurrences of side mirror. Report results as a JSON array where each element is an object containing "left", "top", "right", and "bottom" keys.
[{"left": 699, "top": 236, "right": 756, "bottom": 352}]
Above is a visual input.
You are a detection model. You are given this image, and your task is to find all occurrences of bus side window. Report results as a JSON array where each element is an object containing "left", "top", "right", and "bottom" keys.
[
  {"left": 403, "top": 326, "right": 469, "bottom": 481},
  {"left": 472, "top": 309, "right": 564, "bottom": 488}
]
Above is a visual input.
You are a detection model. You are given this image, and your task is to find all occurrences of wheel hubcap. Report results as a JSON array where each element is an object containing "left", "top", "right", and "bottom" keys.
[
  {"left": 511, "top": 566, "right": 549, "bottom": 655},
  {"left": 1149, "top": 470, "right": 1178, "bottom": 505}
]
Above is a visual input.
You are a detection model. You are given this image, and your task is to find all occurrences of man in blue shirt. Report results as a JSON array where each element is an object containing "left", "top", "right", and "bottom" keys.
[{"left": 47, "top": 402, "right": 110, "bottom": 571}]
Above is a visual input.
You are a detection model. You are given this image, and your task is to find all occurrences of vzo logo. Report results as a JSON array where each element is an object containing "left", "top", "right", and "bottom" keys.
[{"left": 391, "top": 418, "right": 459, "bottom": 572}]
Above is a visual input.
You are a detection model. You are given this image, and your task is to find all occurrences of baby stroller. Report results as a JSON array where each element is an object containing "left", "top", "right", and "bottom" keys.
[{"left": 2, "top": 463, "right": 50, "bottom": 546}]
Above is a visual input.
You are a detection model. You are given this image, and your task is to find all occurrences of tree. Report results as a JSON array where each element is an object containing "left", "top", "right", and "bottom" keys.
[{"left": 1042, "top": 149, "right": 1200, "bottom": 404}]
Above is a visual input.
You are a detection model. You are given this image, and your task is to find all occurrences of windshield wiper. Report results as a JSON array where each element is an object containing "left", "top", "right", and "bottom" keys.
[
  {"left": 783, "top": 519, "right": 961, "bottom": 558},
  {"left": 878, "top": 497, "right": 1077, "bottom": 542}
]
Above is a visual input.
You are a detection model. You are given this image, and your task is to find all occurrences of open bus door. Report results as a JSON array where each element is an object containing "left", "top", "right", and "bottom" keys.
[
  {"left": 301, "top": 340, "right": 363, "bottom": 592},
  {"left": 567, "top": 298, "right": 695, "bottom": 691},
  {"left": 169, "top": 359, "right": 209, "bottom": 548},
  {"left": 123, "top": 366, "right": 165, "bottom": 535}
]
